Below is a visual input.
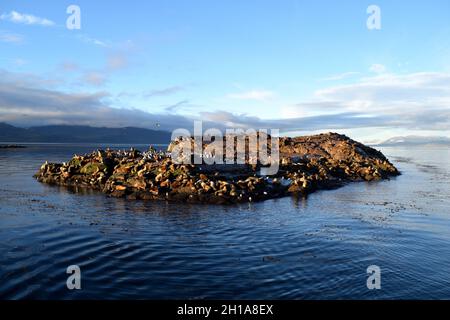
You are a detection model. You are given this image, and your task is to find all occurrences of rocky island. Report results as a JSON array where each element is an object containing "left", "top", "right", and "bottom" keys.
[{"left": 34, "top": 133, "right": 399, "bottom": 204}]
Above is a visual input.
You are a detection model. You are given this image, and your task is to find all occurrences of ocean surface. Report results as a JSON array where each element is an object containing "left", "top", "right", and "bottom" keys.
[{"left": 0, "top": 143, "right": 450, "bottom": 299}]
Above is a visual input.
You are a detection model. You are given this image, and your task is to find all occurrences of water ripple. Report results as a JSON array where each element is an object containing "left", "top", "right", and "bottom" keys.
[{"left": 1, "top": 144, "right": 450, "bottom": 299}]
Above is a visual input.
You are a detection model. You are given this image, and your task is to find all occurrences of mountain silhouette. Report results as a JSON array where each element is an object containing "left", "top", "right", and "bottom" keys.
[{"left": 0, "top": 123, "right": 172, "bottom": 144}]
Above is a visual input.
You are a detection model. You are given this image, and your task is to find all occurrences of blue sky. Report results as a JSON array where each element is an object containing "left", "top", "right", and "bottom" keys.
[{"left": 1, "top": 0, "right": 450, "bottom": 142}]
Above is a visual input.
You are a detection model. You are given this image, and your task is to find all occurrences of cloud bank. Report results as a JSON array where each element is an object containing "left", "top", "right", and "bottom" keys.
[{"left": 1, "top": 69, "right": 449, "bottom": 137}]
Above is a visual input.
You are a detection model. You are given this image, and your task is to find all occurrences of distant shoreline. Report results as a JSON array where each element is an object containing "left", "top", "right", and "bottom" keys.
[
  {"left": 374, "top": 143, "right": 450, "bottom": 147},
  {"left": 0, "top": 145, "right": 27, "bottom": 149},
  {"left": 0, "top": 142, "right": 169, "bottom": 146}
]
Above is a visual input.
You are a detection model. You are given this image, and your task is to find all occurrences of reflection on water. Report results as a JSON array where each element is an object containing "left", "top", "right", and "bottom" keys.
[{"left": 0, "top": 144, "right": 450, "bottom": 299}]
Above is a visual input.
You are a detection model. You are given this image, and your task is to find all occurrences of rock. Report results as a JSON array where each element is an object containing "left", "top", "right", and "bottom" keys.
[
  {"left": 80, "top": 162, "right": 106, "bottom": 175},
  {"left": 127, "top": 178, "right": 146, "bottom": 190},
  {"left": 115, "top": 185, "right": 127, "bottom": 191},
  {"left": 34, "top": 133, "right": 400, "bottom": 204}
]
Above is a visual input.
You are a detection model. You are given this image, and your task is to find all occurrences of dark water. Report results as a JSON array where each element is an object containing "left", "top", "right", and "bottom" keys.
[{"left": 1, "top": 143, "right": 450, "bottom": 299}]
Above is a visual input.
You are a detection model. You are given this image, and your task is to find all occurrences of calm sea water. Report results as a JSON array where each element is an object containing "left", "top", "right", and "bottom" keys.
[{"left": 0, "top": 143, "right": 450, "bottom": 299}]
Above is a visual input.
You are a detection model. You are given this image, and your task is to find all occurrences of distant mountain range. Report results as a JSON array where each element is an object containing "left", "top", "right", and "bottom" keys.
[
  {"left": 3, "top": 123, "right": 449, "bottom": 147},
  {"left": 0, "top": 123, "right": 172, "bottom": 144},
  {"left": 377, "top": 135, "right": 450, "bottom": 146}
]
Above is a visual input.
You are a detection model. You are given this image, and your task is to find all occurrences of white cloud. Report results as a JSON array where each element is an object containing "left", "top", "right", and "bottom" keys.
[
  {"left": 320, "top": 72, "right": 360, "bottom": 81},
  {"left": 369, "top": 64, "right": 387, "bottom": 74},
  {"left": 13, "top": 58, "right": 28, "bottom": 66},
  {"left": 315, "top": 72, "right": 450, "bottom": 113},
  {"left": 164, "top": 100, "right": 190, "bottom": 113},
  {"left": 82, "top": 72, "right": 107, "bottom": 86},
  {"left": 76, "top": 34, "right": 109, "bottom": 47},
  {"left": 107, "top": 53, "right": 128, "bottom": 71},
  {"left": 0, "top": 31, "right": 23, "bottom": 43},
  {"left": 68, "top": 52, "right": 131, "bottom": 87},
  {"left": 287, "top": 71, "right": 450, "bottom": 132},
  {"left": 0, "top": 11, "right": 54, "bottom": 26},
  {"left": 143, "top": 86, "right": 185, "bottom": 98},
  {"left": 59, "top": 62, "right": 79, "bottom": 72},
  {"left": 227, "top": 90, "right": 275, "bottom": 101}
]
